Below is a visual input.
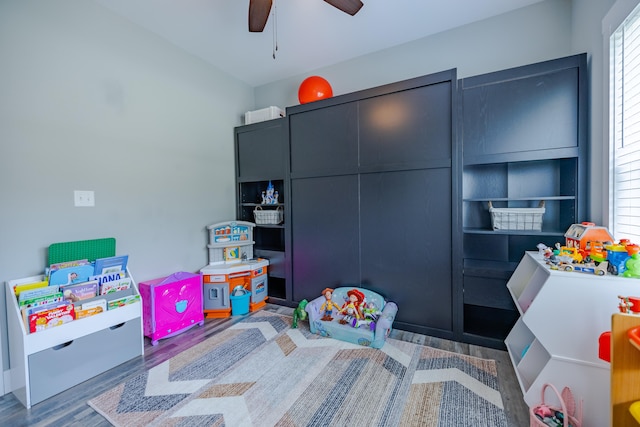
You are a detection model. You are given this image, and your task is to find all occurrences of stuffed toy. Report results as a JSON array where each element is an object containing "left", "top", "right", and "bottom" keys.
[
  {"left": 292, "top": 299, "right": 308, "bottom": 328},
  {"left": 339, "top": 289, "right": 365, "bottom": 325},
  {"left": 319, "top": 288, "right": 342, "bottom": 321}
]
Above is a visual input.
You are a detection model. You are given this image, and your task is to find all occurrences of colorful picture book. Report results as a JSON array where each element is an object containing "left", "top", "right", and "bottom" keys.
[
  {"left": 93, "top": 255, "right": 128, "bottom": 275},
  {"left": 13, "top": 278, "right": 48, "bottom": 297},
  {"left": 99, "top": 277, "right": 132, "bottom": 295},
  {"left": 60, "top": 280, "right": 99, "bottom": 302},
  {"left": 19, "top": 287, "right": 63, "bottom": 309},
  {"left": 49, "top": 263, "right": 96, "bottom": 287},
  {"left": 28, "top": 303, "right": 75, "bottom": 334},
  {"left": 75, "top": 299, "right": 106, "bottom": 319},
  {"left": 48, "top": 259, "right": 90, "bottom": 273},
  {"left": 107, "top": 294, "right": 140, "bottom": 310},
  {"left": 90, "top": 270, "right": 127, "bottom": 286}
]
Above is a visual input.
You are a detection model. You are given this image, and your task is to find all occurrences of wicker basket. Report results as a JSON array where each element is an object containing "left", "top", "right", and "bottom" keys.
[
  {"left": 489, "top": 200, "right": 545, "bottom": 231},
  {"left": 253, "top": 205, "right": 283, "bottom": 225}
]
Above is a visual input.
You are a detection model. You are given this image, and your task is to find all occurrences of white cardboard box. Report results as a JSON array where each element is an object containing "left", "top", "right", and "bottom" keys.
[{"left": 245, "top": 106, "right": 285, "bottom": 124}]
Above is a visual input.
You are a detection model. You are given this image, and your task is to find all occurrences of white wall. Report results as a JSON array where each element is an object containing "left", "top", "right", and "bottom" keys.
[
  {"left": 570, "top": 0, "right": 618, "bottom": 228},
  {"left": 0, "top": 0, "right": 254, "bottom": 382},
  {"left": 255, "top": 1, "right": 573, "bottom": 112}
]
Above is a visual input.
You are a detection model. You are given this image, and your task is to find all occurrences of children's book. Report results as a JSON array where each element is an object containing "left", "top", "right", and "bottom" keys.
[
  {"left": 93, "top": 255, "right": 128, "bottom": 275},
  {"left": 48, "top": 259, "right": 90, "bottom": 273},
  {"left": 90, "top": 271, "right": 127, "bottom": 287},
  {"left": 21, "top": 299, "right": 66, "bottom": 329},
  {"left": 49, "top": 264, "right": 96, "bottom": 287},
  {"left": 60, "top": 280, "right": 99, "bottom": 302},
  {"left": 99, "top": 277, "right": 133, "bottom": 295},
  {"left": 107, "top": 294, "right": 140, "bottom": 310},
  {"left": 13, "top": 279, "right": 48, "bottom": 297},
  {"left": 75, "top": 299, "right": 107, "bottom": 319},
  {"left": 82, "top": 298, "right": 107, "bottom": 310},
  {"left": 18, "top": 286, "right": 60, "bottom": 304},
  {"left": 19, "top": 290, "right": 64, "bottom": 309},
  {"left": 28, "top": 303, "right": 75, "bottom": 333}
]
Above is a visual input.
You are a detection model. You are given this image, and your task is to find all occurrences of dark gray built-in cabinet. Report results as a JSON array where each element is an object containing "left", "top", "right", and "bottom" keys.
[
  {"left": 287, "top": 70, "right": 458, "bottom": 340},
  {"left": 234, "top": 118, "right": 291, "bottom": 303},
  {"left": 458, "top": 53, "right": 587, "bottom": 348},
  {"left": 234, "top": 53, "right": 587, "bottom": 349}
]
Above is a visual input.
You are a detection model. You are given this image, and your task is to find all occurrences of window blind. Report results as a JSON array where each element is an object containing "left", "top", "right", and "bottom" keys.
[{"left": 611, "top": 3, "right": 640, "bottom": 240}]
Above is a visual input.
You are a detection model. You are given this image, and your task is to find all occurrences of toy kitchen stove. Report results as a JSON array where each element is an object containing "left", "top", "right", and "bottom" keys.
[{"left": 200, "top": 220, "right": 269, "bottom": 318}]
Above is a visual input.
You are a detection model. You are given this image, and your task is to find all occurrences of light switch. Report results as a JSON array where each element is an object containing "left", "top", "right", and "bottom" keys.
[{"left": 74, "top": 190, "right": 95, "bottom": 207}]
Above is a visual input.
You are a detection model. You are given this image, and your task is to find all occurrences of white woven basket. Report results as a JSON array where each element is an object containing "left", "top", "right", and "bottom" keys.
[
  {"left": 253, "top": 205, "right": 283, "bottom": 225},
  {"left": 489, "top": 200, "right": 545, "bottom": 231}
]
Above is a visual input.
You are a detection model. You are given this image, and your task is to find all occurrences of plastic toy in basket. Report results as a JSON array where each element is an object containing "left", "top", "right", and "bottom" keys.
[
  {"left": 253, "top": 205, "right": 283, "bottom": 225},
  {"left": 530, "top": 383, "right": 582, "bottom": 427}
]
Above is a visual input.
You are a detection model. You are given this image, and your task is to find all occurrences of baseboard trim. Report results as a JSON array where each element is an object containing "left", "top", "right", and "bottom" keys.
[{"left": 3, "top": 369, "right": 10, "bottom": 395}]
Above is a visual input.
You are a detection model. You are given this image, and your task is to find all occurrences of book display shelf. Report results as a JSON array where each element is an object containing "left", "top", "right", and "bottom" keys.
[
  {"left": 5, "top": 238, "right": 143, "bottom": 408},
  {"left": 505, "top": 251, "right": 639, "bottom": 427}
]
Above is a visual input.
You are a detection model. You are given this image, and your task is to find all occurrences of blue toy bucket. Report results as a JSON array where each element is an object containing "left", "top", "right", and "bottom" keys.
[{"left": 230, "top": 288, "right": 250, "bottom": 316}]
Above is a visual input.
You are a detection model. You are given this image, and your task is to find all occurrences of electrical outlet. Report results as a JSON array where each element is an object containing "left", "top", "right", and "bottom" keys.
[{"left": 74, "top": 190, "right": 95, "bottom": 207}]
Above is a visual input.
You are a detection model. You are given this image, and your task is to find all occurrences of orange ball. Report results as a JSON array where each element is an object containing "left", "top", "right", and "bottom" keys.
[{"left": 298, "top": 76, "right": 333, "bottom": 104}]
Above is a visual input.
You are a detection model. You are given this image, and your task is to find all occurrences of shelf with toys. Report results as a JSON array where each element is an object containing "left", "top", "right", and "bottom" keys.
[
  {"left": 237, "top": 179, "right": 287, "bottom": 300},
  {"left": 505, "top": 244, "right": 640, "bottom": 427},
  {"left": 5, "top": 238, "right": 143, "bottom": 408}
]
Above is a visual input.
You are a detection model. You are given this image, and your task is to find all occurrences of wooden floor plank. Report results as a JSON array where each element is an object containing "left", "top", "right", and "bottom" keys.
[{"left": 0, "top": 304, "right": 529, "bottom": 426}]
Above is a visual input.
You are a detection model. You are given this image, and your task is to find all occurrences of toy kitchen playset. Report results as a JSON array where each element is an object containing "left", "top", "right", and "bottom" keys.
[{"left": 200, "top": 220, "right": 269, "bottom": 318}]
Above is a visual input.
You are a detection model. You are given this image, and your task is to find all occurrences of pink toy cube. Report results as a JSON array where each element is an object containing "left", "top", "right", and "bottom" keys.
[{"left": 139, "top": 272, "right": 204, "bottom": 346}]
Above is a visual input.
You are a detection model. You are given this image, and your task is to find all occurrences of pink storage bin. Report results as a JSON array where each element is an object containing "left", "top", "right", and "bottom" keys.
[{"left": 139, "top": 272, "right": 204, "bottom": 346}]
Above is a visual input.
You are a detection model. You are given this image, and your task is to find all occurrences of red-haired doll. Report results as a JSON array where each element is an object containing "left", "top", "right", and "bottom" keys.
[{"left": 339, "top": 289, "right": 364, "bottom": 325}]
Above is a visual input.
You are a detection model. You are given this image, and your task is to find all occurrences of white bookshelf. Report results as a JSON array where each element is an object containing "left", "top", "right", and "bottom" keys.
[
  {"left": 6, "top": 273, "right": 144, "bottom": 408},
  {"left": 505, "top": 251, "right": 640, "bottom": 427}
]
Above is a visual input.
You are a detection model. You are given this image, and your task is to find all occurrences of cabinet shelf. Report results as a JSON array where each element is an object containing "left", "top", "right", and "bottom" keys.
[
  {"left": 463, "top": 227, "right": 566, "bottom": 236},
  {"left": 235, "top": 119, "right": 290, "bottom": 302},
  {"left": 241, "top": 203, "right": 285, "bottom": 207},
  {"left": 463, "top": 196, "right": 576, "bottom": 202}
]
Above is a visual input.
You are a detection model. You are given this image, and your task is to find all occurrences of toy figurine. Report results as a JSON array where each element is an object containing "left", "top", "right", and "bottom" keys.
[
  {"left": 292, "top": 299, "right": 308, "bottom": 328},
  {"left": 319, "top": 288, "right": 341, "bottom": 321},
  {"left": 261, "top": 181, "right": 278, "bottom": 205},
  {"left": 353, "top": 301, "right": 380, "bottom": 331},
  {"left": 618, "top": 295, "right": 634, "bottom": 313},
  {"left": 624, "top": 244, "right": 640, "bottom": 278},
  {"left": 339, "top": 289, "right": 365, "bottom": 325}
]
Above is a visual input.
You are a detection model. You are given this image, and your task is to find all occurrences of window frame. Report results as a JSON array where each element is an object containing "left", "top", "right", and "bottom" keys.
[{"left": 603, "top": 0, "right": 640, "bottom": 239}]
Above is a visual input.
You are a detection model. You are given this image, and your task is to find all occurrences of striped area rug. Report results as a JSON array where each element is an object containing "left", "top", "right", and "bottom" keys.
[{"left": 88, "top": 311, "right": 507, "bottom": 426}]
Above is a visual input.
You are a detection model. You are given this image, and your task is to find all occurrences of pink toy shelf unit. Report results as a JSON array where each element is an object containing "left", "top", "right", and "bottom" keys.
[{"left": 139, "top": 271, "right": 204, "bottom": 346}]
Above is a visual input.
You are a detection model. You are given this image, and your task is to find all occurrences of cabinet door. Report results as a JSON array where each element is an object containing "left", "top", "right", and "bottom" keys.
[
  {"left": 360, "top": 169, "right": 453, "bottom": 333},
  {"left": 359, "top": 81, "right": 452, "bottom": 171},
  {"left": 461, "top": 57, "right": 582, "bottom": 163},
  {"left": 236, "top": 119, "right": 286, "bottom": 180},
  {"left": 289, "top": 102, "right": 358, "bottom": 177},
  {"left": 290, "top": 175, "right": 359, "bottom": 301}
]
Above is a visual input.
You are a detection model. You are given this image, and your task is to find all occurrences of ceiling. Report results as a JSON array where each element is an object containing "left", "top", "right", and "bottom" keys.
[{"left": 93, "top": 0, "right": 545, "bottom": 87}]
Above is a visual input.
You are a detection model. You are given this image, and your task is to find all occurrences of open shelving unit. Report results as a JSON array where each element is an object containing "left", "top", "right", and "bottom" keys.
[
  {"left": 458, "top": 53, "right": 587, "bottom": 348},
  {"left": 235, "top": 118, "right": 290, "bottom": 304},
  {"left": 505, "top": 251, "right": 639, "bottom": 427}
]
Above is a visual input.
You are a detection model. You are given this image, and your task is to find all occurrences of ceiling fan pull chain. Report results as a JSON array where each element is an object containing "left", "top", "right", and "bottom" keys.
[{"left": 272, "top": 0, "right": 278, "bottom": 59}]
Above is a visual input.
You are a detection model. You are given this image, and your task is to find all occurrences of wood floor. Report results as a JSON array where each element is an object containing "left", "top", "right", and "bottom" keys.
[{"left": 0, "top": 304, "right": 529, "bottom": 427}]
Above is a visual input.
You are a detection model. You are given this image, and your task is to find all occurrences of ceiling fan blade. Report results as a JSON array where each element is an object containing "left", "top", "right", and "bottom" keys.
[
  {"left": 249, "top": 0, "right": 273, "bottom": 32},
  {"left": 324, "top": 0, "right": 363, "bottom": 16}
]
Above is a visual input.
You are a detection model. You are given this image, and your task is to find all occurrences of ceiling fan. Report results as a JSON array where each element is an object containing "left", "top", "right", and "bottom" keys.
[{"left": 249, "top": 0, "right": 364, "bottom": 32}]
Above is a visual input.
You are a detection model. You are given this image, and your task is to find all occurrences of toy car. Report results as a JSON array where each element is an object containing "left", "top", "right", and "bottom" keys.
[{"left": 557, "top": 261, "right": 608, "bottom": 276}]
